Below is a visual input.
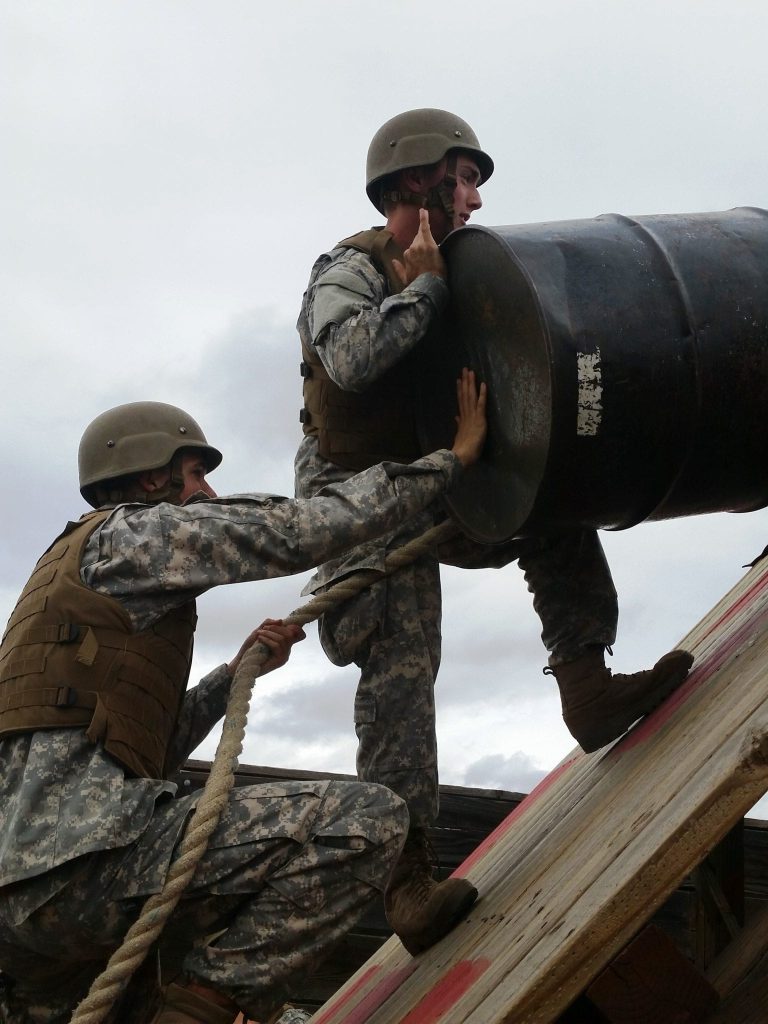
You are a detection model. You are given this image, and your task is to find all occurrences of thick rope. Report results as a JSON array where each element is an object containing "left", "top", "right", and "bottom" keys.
[{"left": 70, "top": 517, "right": 460, "bottom": 1024}]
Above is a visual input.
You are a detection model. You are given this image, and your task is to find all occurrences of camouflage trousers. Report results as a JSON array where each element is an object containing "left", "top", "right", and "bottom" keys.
[
  {"left": 0, "top": 779, "right": 407, "bottom": 1023},
  {"left": 320, "top": 514, "right": 618, "bottom": 828}
]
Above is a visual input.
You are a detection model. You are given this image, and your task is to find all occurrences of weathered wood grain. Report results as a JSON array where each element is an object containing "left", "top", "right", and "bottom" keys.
[{"left": 305, "top": 558, "right": 768, "bottom": 1023}]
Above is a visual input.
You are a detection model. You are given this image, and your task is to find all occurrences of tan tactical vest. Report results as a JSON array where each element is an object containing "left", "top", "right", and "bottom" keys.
[
  {"left": 299, "top": 228, "right": 425, "bottom": 471},
  {"left": 0, "top": 510, "right": 197, "bottom": 779}
]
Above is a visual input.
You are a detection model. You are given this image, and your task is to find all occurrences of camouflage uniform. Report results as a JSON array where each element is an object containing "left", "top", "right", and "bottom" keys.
[
  {"left": 0, "top": 454, "right": 459, "bottom": 1023},
  {"left": 294, "top": 244, "right": 619, "bottom": 827}
]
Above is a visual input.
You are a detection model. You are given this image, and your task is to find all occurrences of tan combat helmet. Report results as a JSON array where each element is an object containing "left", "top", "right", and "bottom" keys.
[
  {"left": 366, "top": 108, "right": 494, "bottom": 214},
  {"left": 79, "top": 401, "right": 222, "bottom": 507}
]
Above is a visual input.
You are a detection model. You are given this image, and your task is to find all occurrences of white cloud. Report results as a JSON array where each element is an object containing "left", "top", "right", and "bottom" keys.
[
  {"left": 4, "top": 0, "right": 768, "bottom": 822},
  {"left": 461, "top": 752, "right": 548, "bottom": 795}
]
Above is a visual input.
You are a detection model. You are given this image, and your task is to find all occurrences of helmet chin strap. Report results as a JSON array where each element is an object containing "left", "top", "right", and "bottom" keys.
[
  {"left": 92, "top": 452, "right": 186, "bottom": 508},
  {"left": 150, "top": 452, "right": 186, "bottom": 505},
  {"left": 381, "top": 153, "right": 458, "bottom": 219},
  {"left": 430, "top": 152, "right": 458, "bottom": 217}
]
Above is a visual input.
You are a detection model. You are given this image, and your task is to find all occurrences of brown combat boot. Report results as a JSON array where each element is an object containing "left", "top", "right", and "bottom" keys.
[
  {"left": 552, "top": 647, "right": 694, "bottom": 753},
  {"left": 147, "top": 982, "right": 237, "bottom": 1024},
  {"left": 384, "top": 827, "right": 478, "bottom": 956}
]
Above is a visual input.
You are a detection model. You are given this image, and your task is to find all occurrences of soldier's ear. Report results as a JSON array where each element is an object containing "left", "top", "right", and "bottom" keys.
[
  {"left": 402, "top": 160, "right": 446, "bottom": 194},
  {"left": 136, "top": 468, "right": 168, "bottom": 494},
  {"left": 401, "top": 166, "right": 426, "bottom": 193}
]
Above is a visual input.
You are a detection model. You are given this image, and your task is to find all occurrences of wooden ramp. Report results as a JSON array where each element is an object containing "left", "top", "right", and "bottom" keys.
[{"left": 310, "top": 555, "right": 768, "bottom": 1024}]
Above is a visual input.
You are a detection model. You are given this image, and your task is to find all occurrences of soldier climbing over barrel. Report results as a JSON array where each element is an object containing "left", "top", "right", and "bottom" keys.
[{"left": 294, "top": 107, "right": 693, "bottom": 956}]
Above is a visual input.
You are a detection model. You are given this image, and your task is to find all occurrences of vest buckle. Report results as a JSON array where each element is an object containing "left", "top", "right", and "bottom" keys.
[{"left": 300, "top": 361, "right": 313, "bottom": 378}]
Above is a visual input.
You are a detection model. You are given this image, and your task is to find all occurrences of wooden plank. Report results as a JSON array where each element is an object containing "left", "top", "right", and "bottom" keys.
[
  {"left": 705, "top": 944, "right": 768, "bottom": 1024},
  {"left": 691, "top": 821, "right": 744, "bottom": 969},
  {"left": 165, "top": 771, "right": 768, "bottom": 1013},
  {"left": 307, "top": 557, "right": 768, "bottom": 1024},
  {"left": 585, "top": 924, "right": 719, "bottom": 1021},
  {"left": 706, "top": 900, "right": 768, "bottom": 1001}
]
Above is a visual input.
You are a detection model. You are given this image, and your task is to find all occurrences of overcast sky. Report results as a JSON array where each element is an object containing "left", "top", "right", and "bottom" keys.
[{"left": 4, "top": 0, "right": 768, "bottom": 814}]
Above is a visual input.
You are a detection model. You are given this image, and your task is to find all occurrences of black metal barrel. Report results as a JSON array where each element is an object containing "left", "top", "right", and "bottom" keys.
[{"left": 419, "top": 207, "right": 768, "bottom": 543}]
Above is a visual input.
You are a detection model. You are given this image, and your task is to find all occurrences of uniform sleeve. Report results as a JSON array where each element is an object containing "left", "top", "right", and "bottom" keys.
[
  {"left": 164, "top": 663, "right": 232, "bottom": 774},
  {"left": 307, "top": 249, "right": 449, "bottom": 392},
  {"left": 81, "top": 450, "right": 461, "bottom": 629}
]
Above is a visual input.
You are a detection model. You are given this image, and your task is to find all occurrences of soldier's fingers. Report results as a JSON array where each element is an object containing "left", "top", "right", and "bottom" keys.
[
  {"left": 256, "top": 617, "right": 282, "bottom": 630},
  {"left": 457, "top": 367, "right": 475, "bottom": 410},
  {"left": 256, "top": 630, "right": 280, "bottom": 650},
  {"left": 264, "top": 622, "right": 305, "bottom": 642},
  {"left": 418, "top": 208, "right": 434, "bottom": 243}
]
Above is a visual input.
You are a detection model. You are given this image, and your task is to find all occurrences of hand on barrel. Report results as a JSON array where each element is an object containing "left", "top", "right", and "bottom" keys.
[
  {"left": 393, "top": 209, "right": 447, "bottom": 285},
  {"left": 451, "top": 368, "right": 487, "bottom": 468}
]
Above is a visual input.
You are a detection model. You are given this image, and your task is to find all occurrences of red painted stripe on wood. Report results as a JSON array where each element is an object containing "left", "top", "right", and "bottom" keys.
[
  {"left": 698, "top": 563, "right": 768, "bottom": 644},
  {"left": 399, "top": 958, "right": 492, "bottom": 1024},
  {"left": 451, "top": 565, "right": 768, "bottom": 882},
  {"left": 319, "top": 963, "right": 419, "bottom": 1024},
  {"left": 311, "top": 965, "right": 381, "bottom": 1024},
  {"left": 454, "top": 571, "right": 768, "bottom": 881},
  {"left": 454, "top": 756, "right": 579, "bottom": 876},
  {"left": 616, "top": 601, "right": 768, "bottom": 754}
]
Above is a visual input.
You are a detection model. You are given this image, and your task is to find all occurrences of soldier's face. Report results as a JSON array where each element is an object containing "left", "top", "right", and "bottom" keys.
[
  {"left": 450, "top": 155, "right": 483, "bottom": 229},
  {"left": 427, "top": 154, "right": 483, "bottom": 241},
  {"left": 178, "top": 452, "right": 217, "bottom": 501}
]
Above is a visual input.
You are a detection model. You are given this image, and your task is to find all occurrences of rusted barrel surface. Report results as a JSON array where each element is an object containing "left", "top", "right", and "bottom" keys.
[{"left": 419, "top": 207, "right": 768, "bottom": 543}]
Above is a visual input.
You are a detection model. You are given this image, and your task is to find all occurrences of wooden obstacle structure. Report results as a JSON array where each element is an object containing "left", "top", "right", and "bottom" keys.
[{"left": 299, "top": 553, "right": 768, "bottom": 1022}]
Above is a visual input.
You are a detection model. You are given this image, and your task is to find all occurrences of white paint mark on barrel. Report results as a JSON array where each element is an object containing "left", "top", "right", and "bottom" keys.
[{"left": 577, "top": 349, "right": 602, "bottom": 436}]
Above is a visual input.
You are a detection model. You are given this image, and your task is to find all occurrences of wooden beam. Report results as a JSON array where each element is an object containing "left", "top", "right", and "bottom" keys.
[
  {"left": 585, "top": 925, "right": 719, "bottom": 1022},
  {"left": 308, "top": 557, "right": 768, "bottom": 1024},
  {"left": 706, "top": 900, "right": 768, "bottom": 1001},
  {"left": 705, "top": 936, "right": 768, "bottom": 1024},
  {"left": 692, "top": 844, "right": 744, "bottom": 970}
]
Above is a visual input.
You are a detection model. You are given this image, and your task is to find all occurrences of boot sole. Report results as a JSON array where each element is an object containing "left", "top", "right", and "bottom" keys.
[{"left": 398, "top": 882, "right": 479, "bottom": 956}]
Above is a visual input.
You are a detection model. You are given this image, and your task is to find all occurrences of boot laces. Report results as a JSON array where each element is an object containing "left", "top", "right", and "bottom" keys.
[
  {"left": 407, "top": 828, "right": 439, "bottom": 872},
  {"left": 405, "top": 829, "right": 440, "bottom": 901}
]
